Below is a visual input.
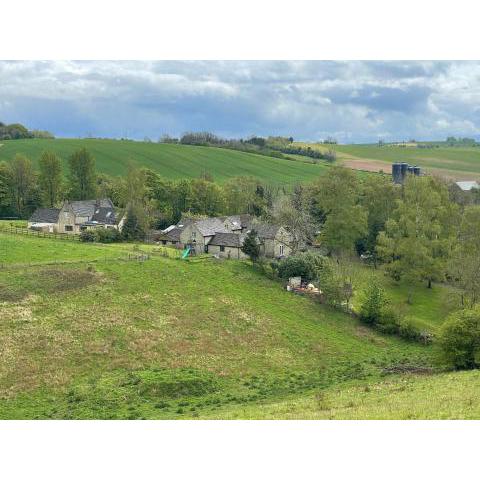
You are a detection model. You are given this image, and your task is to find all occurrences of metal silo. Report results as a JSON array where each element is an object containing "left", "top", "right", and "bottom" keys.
[{"left": 392, "top": 163, "right": 402, "bottom": 184}]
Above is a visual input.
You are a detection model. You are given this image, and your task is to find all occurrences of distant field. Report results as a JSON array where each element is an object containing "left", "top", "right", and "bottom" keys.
[
  {"left": 294, "top": 142, "right": 480, "bottom": 180},
  {"left": 0, "top": 138, "right": 329, "bottom": 185}
]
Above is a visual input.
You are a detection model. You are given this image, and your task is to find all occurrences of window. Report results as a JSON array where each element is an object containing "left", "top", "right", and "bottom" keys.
[
  {"left": 80, "top": 226, "right": 87, "bottom": 231},
  {"left": 162, "top": 240, "right": 167, "bottom": 245},
  {"left": 220, "top": 245, "right": 225, "bottom": 252},
  {"left": 192, "top": 231, "right": 196, "bottom": 239},
  {"left": 279, "top": 244, "right": 284, "bottom": 256},
  {"left": 65, "top": 225, "right": 73, "bottom": 232}
]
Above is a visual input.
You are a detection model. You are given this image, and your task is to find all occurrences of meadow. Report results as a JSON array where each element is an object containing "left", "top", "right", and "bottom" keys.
[
  {"left": 0, "top": 231, "right": 447, "bottom": 420},
  {"left": 0, "top": 138, "right": 328, "bottom": 185}
]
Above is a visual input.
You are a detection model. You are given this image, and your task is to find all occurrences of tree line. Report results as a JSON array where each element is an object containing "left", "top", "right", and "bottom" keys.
[
  {"left": 160, "top": 132, "right": 335, "bottom": 163},
  {"left": 0, "top": 148, "right": 278, "bottom": 229},
  {"left": 0, "top": 121, "right": 54, "bottom": 141}
]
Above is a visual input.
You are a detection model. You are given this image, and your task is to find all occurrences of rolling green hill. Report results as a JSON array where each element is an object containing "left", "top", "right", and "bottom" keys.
[
  {"left": 0, "top": 138, "right": 328, "bottom": 185},
  {"left": 336, "top": 144, "right": 480, "bottom": 178},
  {"left": 294, "top": 141, "right": 480, "bottom": 180},
  {"left": 0, "top": 232, "right": 438, "bottom": 419}
]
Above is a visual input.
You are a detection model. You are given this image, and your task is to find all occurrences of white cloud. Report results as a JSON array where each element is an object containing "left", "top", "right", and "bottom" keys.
[{"left": 0, "top": 61, "right": 479, "bottom": 142}]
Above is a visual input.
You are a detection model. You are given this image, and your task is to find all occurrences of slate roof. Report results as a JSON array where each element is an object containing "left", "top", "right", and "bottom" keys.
[
  {"left": 209, "top": 232, "right": 246, "bottom": 247},
  {"left": 69, "top": 198, "right": 114, "bottom": 217},
  {"left": 163, "top": 227, "right": 182, "bottom": 241},
  {"left": 195, "top": 217, "right": 231, "bottom": 236},
  {"left": 251, "top": 222, "right": 281, "bottom": 240},
  {"left": 29, "top": 208, "right": 60, "bottom": 223},
  {"left": 91, "top": 206, "right": 116, "bottom": 225}
]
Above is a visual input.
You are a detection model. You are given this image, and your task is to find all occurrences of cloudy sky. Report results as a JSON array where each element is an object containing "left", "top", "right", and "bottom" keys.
[{"left": 1, "top": 60, "right": 479, "bottom": 143}]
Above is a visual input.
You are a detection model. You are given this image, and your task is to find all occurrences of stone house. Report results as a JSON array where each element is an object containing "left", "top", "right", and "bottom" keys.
[
  {"left": 154, "top": 214, "right": 293, "bottom": 259},
  {"left": 28, "top": 198, "right": 124, "bottom": 234}
]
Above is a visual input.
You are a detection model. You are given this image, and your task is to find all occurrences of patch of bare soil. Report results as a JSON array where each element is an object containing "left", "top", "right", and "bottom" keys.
[
  {"left": 341, "top": 158, "right": 392, "bottom": 173},
  {"left": 0, "top": 284, "right": 27, "bottom": 302},
  {"left": 33, "top": 267, "right": 102, "bottom": 293}
]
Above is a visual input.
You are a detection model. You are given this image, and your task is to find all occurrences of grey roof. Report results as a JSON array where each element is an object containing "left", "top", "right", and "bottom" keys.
[
  {"left": 178, "top": 214, "right": 252, "bottom": 237},
  {"left": 209, "top": 232, "right": 246, "bottom": 247},
  {"left": 195, "top": 217, "right": 231, "bottom": 236},
  {"left": 163, "top": 227, "right": 182, "bottom": 241},
  {"left": 251, "top": 222, "right": 281, "bottom": 240},
  {"left": 29, "top": 208, "right": 60, "bottom": 223},
  {"left": 456, "top": 181, "right": 479, "bottom": 191},
  {"left": 69, "top": 198, "right": 114, "bottom": 217},
  {"left": 91, "top": 207, "right": 116, "bottom": 225}
]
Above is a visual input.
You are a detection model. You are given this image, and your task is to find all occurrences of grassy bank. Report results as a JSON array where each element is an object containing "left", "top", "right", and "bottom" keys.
[{"left": 0, "top": 233, "right": 436, "bottom": 419}]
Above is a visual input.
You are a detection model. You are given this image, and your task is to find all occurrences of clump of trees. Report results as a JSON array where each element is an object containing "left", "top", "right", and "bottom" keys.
[
  {"left": 0, "top": 121, "right": 54, "bottom": 140},
  {"left": 439, "top": 307, "right": 480, "bottom": 369}
]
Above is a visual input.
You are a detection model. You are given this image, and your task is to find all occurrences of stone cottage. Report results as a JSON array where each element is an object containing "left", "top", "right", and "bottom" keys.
[
  {"left": 28, "top": 198, "right": 124, "bottom": 234},
  {"left": 154, "top": 214, "right": 293, "bottom": 259}
]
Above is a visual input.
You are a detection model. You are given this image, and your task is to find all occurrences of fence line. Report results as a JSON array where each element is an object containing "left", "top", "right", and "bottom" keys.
[
  {"left": 0, "top": 225, "right": 80, "bottom": 242},
  {"left": 0, "top": 253, "right": 153, "bottom": 271}
]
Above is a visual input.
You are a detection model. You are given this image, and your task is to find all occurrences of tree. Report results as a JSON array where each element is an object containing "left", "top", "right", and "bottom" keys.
[
  {"left": 270, "top": 194, "right": 317, "bottom": 254},
  {"left": 358, "top": 175, "right": 400, "bottom": 258},
  {"left": 38, "top": 151, "right": 63, "bottom": 207},
  {"left": 0, "top": 161, "right": 12, "bottom": 216},
  {"left": 6, "top": 154, "right": 37, "bottom": 217},
  {"left": 68, "top": 148, "right": 97, "bottom": 200},
  {"left": 377, "top": 176, "right": 459, "bottom": 301},
  {"left": 241, "top": 229, "right": 260, "bottom": 263},
  {"left": 359, "top": 280, "right": 390, "bottom": 325},
  {"left": 223, "top": 176, "right": 266, "bottom": 216},
  {"left": 439, "top": 307, "right": 480, "bottom": 369},
  {"left": 190, "top": 179, "right": 225, "bottom": 216},
  {"left": 122, "top": 205, "right": 146, "bottom": 241},
  {"left": 449, "top": 205, "right": 480, "bottom": 307},
  {"left": 310, "top": 166, "right": 367, "bottom": 256}
]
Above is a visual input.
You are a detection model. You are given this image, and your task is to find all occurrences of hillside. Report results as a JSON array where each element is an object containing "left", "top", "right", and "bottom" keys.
[
  {"left": 0, "top": 232, "right": 437, "bottom": 419},
  {"left": 198, "top": 370, "right": 480, "bottom": 419},
  {"left": 0, "top": 138, "right": 328, "bottom": 185},
  {"left": 294, "top": 142, "right": 480, "bottom": 180}
]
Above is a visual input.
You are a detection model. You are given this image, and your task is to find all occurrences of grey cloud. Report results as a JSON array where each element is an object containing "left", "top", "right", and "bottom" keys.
[{"left": 0, "top": 60, "right": 479, "bottom": 142}]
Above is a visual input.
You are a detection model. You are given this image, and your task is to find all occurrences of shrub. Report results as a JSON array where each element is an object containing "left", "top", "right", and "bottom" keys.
[
  {"left": 80, "top": 231, "right": 95, "bottom": 242},
  {"left": 95, "top": 228, "right": 122, "bottom": 243},
  {"left": 376, "top": 306, "right": 401, "bottom": 334},
  {"left": 277, "top": 252, "right": 328, "bottom": 282},
  {"left": 358, "top": 281, "right": 389, "bottom": 325},
  {"left": 439, "top": 307, "right": 480, "bottom": 369},
  {"left": 398, "top": 318, "right": 423, "bottom": 342}
]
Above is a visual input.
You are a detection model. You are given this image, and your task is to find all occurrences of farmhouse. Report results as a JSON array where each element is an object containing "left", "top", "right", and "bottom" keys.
[
  {"left": 28, "top": 198, "right": 125, "bottom": 234},
  {"left": 154, "top": 214, "right": 292, "bottom": 259}
]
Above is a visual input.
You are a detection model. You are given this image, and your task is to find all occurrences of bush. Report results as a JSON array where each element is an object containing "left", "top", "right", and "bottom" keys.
[
  {"left": 358, "top": 281, "right": 389, "bottom": 325},
  {"left": 375, "top": 306, "right": 401, "bottom": 334},
  {"left": 80, "top": 228, "right": 122, "bottom": 243},
  {"left": 398, "top": 318, "right": 423, "bottom": 342},
  {"left": 277, "top": 252, "right": 328, "bottom": 282},
  {"left": 80, "top": 231, "right": 95, "bottom": 242},
  {"left": 95, "top": 228, "right": 122, "bottom": 243},
  {"left": 439, "top": 307, "right": 480, "bottom": 369}
]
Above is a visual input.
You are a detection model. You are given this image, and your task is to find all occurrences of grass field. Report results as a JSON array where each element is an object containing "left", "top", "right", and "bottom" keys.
[
  {"left": 197, "top": 370, "right": 480, "bottom": 419},
  {"left": 294, "top": 142, "right": 480, "bottom": 180},
  {"left": 0, "top": 231, "right": 448, "bottom": 419},
  {"left": 0, "top": 138, "right": 329, "bottom": 185}
]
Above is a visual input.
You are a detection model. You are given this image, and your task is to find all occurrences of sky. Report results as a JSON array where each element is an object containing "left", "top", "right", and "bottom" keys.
[{"left": 1, "top": 60, "right": 480, "bottom": 144}]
